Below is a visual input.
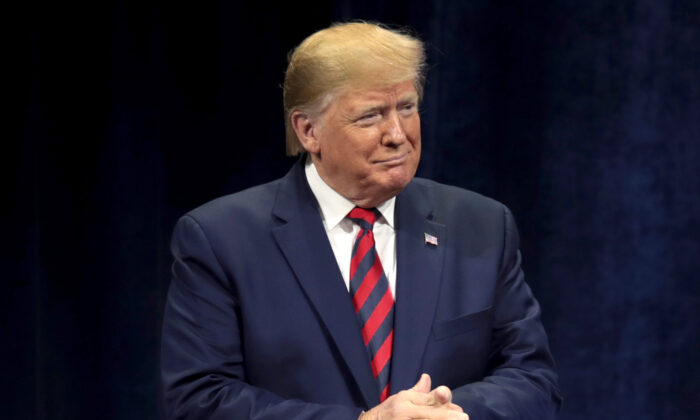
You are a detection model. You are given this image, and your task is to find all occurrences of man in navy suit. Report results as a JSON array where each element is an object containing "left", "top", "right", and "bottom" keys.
[{"left": 161, "top": 22, "right": 561, "bottom": 419}]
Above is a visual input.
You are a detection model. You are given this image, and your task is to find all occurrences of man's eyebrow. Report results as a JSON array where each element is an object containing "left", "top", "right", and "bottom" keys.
[
  {"left": 354, "top": 104, "right": 384, "bottom": 115},
  {"left": 351, "top": 94, "right": 419, "bottom": 116},
  {"left": 398, "top": 93, "right": 419, "bottom": 103}
]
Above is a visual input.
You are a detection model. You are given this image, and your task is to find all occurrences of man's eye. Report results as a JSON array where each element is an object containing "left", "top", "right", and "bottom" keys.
[
  {"left": 359, "top": 113, "right": 379, "bottom": 121},
  {"left": 402, "top": 103, "right": 416, "bottom": 111}
]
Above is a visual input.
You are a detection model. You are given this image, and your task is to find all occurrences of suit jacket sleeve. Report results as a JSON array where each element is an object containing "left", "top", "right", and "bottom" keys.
[
  {"left": 160, "top": 215, "right": 363, "bottom": 420},
  {"left": 451, "top": 205, "right": 562, "bottom": 419}
]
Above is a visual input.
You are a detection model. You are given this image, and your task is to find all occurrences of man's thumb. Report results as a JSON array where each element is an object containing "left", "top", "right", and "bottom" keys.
[{"left": 412, "top": 373, "right": 431, "bottom": 393}]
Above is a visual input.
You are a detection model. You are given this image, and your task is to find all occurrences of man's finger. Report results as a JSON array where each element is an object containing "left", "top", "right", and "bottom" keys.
[
  {"left": 411, "top": 373, "right": 432, "bottom": 394},
  {"left": 404, "top": 404, "right": 469, "bottom": 419},
  {"left": 447, "top": 402, "right": 464, "bottom": 412},
  {"left": 408, "top": 386, "right": 455, "bottom": 407},
  {"left": 430, "top": 385, "right": 452, "bottom": 405}
]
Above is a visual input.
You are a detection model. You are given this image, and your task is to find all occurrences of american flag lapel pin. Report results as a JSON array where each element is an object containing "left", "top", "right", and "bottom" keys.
[{"left": 424, "top": 233, "right": 438, "bottom": 246}]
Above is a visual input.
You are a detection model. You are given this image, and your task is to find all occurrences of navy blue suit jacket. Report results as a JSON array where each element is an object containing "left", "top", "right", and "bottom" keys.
[{"left": 161, "top": 159, "right": 561, "bottom": 419}]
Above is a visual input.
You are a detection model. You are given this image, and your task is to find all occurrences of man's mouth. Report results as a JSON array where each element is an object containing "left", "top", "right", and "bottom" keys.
[{"left": 374, "top": 152, "right": 409, "bottom": 165}]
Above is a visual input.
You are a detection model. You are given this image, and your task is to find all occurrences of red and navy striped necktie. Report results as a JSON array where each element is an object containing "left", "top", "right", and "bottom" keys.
[{"left": 348, "top": 207, "right": 394, "bottom": 402}]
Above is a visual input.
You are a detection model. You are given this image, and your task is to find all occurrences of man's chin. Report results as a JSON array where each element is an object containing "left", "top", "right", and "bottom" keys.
[
  {"left": 375, "top": 174, "right": 414, "bottom": 201},
  {"left": 384, "top": 165, "right": 417, "bottom": 189},
  {"left": 350, "top": 167, "right": 417, "bottom": 207}
]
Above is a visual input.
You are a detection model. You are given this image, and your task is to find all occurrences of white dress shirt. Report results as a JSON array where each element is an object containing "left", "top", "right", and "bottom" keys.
[{"left": 305, "top": 159, "right": 397, "bottom": 298}]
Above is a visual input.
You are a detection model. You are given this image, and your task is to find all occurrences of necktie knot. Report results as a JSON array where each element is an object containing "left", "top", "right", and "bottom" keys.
[{"left": 348, "top": 207, "right": 380, "bottom": 231}]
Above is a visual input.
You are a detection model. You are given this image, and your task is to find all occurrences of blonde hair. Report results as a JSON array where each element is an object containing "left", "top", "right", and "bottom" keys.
[{"left": 282, "top": 22, "right": 427, "bottom": 155}]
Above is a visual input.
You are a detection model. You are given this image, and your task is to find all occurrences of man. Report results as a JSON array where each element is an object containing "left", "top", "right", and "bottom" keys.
[{"left": 161, "top": 22, "right": 561, "bottom": 419}]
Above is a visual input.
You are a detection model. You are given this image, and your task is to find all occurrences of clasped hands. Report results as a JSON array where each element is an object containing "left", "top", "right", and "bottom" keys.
[{"left": 359, "top": 374, "right": 469, "bottom": 420}]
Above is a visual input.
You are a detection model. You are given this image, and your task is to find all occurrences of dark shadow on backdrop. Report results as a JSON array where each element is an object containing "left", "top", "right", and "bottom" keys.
[{"left": 6, "top": 0, "right": 699, "bottom": 419}]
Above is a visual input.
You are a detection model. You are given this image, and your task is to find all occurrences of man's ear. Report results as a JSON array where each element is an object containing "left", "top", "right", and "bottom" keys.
[{"left": 291, "top": 111, "right": 321, "bottom": 154}]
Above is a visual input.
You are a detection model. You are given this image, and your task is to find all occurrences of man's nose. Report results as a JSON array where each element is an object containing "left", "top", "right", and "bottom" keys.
[{"left": 381, "top": 111, "right": 407, "bottom": 146}]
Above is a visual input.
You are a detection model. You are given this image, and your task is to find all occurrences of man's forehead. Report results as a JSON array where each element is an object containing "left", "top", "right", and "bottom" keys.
[{"left": 340, "top": 82, "right": 418, "bottom": 105}]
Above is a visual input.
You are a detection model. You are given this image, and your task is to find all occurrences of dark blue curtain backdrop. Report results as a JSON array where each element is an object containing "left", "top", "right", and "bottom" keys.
[{"left": 6, "top": 0, "right": 699, "bottom": 419}]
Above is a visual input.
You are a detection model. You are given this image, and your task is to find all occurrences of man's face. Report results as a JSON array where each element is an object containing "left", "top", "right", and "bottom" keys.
[{"left": 311, "top": 80, "right": 421, "bottom": 208}]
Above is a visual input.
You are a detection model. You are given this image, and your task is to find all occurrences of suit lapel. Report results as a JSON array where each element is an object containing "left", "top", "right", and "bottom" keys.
[
  {"left": 271, "top": 160, "right": 379, "bottom": 408},
  {"left": 390, "top": 181, "right": 447, "bottom": 394}
]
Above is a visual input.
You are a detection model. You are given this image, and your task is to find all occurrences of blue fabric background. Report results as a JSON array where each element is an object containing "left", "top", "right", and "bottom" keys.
[{"left": 4, "top": 0, "right": 698, "bottom": 418}]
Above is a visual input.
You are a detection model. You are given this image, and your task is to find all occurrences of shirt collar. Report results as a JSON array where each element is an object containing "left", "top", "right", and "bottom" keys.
[{"left": 305, "top": 157, "right": 395, "bottom": 230}]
